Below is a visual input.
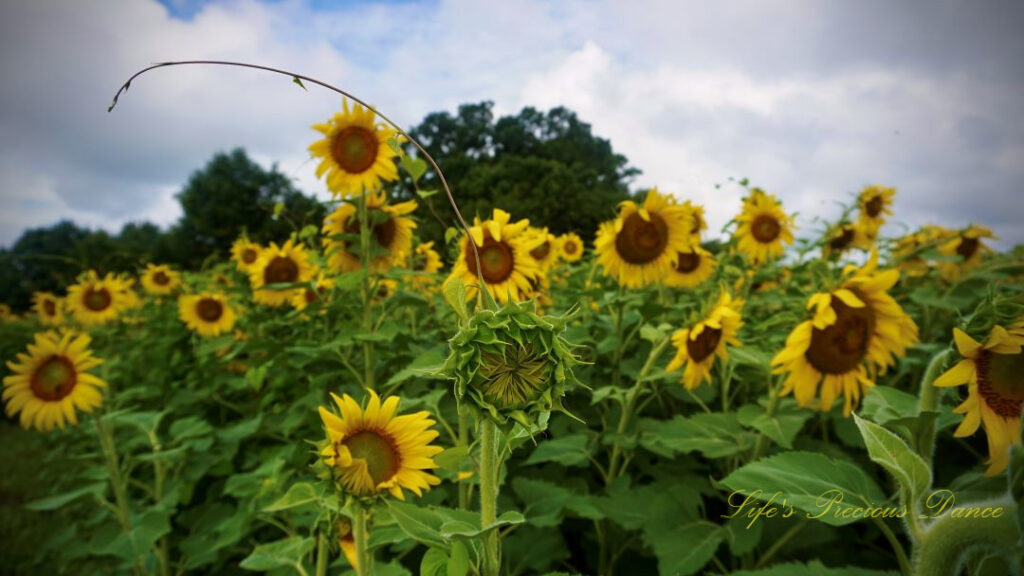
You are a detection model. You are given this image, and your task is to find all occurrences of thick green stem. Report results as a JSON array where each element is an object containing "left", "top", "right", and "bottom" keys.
[
  {"left": 315, "top": 528, "right": 328, "bottom": 576},
  {"left": 357, "top": 196, "right": 375, "bottom": 390},
  {"left": 93, "top": 412, "right": 144, "bottom": 576},
  {"left": 353, "top": 505, "right": 371, "bottom": 576},
  {"left": 607, "top": 337, "right": 669, "bottom": 482},
  {"left": 751, "top": 376, "right": 781, "bottom": 462},
  {"left": 914, "top": 500, "right": 1019, "bottom": 576},
  {"left": 479, "top": 420, "right": 501, "bottom": 576},
  {"left": 917, "top": 349, "right": 954, "bottom": 466}
]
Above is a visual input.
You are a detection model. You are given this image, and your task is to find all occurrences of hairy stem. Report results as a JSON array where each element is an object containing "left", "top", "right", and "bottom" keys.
[
  {"left": 914, "top": 500, "right": 1019, "bottom": 576},
  {"left": 479, "top": 420, "right": 501, "bottom": 576},
  {"left": 353, "top": 505, "right": 371, "bottom": 576}
]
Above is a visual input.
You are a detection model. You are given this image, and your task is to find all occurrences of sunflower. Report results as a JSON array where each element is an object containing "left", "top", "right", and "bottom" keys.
[
  {"left": 291, "top": 273, "right": 335, "bottom": 311},
  {"left": 322, "top": 191, "right": 417, "bottom": 273},
  {"left": 0, "top": 304, "right": 14, "bottom": 322},
  {"left": 526, "top": 227, "right": 561, "bottom": 272},
  {"left": 140, "top": 264, "right": 181, "bottom": 296},
  {"left": 557, "top": 233, "right": 584, "bottom": 263},
  {"left": 663, "top": 246, "right": 717, "bottom": 289},
  {"left": 681, "top": 200, "right": 707, "bottom": 237},
  {"left": 32, "top": 292, "right": 64, "bottom": 326},
  {"left": 406, "top": 241, "right": 443, "bottom": 291},
  {"left": 231, "top": 238, "right": 262, "bottom": 272},
  {"left": 822, "top": 222, "right": 870, "bottom": 259},
  {"left": 933, "top": 325, "right": 1024, "bottom": 475},
  {"left": 66, "top": 271, "right": 128, "bottom": 326},
  {"left": 771, "top": 251, "right": 919, "bottom": 416},
  {"left": 309, "top": 99, "right": 400, "bottom": 198},
  {"left": 857, "top": 185, "right": 895, "bottom": 236},
  {"left": 318, "top": 389, "right": 443, "bottom": 500},
  {"left": 595, "top": 188, "right": 695, "bottom": 288},
  {"left": 666, "top": 292, "right": 744, "bottom": 390},
  {"left": 938, "top": 225, "right": 996, "bottom": 281},
  {"left": 3, "top": 330, "right": 105, "bottom": 431},
  {"left": 892, "top": 225, "right": 950, "bottom": 277},
  {"left": 445, "top": 209, "right": 543, "bottom": 303},
  {"left": 179, "top": 292, "right": 237, "bottom": 337},
  {"left": 733, "top": 188, "right": 795, "bottom": 265},
  {"left": 249, "top": 240, "right": 315, "bottom": 307}
]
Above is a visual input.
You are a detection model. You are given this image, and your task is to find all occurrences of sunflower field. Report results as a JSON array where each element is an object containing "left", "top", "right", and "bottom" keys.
[{"left": 1, "top": 66, "right": 1023, "bottom": 576}]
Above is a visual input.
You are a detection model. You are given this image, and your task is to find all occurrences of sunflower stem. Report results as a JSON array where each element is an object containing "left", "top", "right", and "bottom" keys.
[
  {"left": 479, "top": 419, "right": 501, "bottom": 576},
  {"left": 917, "top": 348, "right": 954, "bottom": 464},
  {"left": 912, "top": 499, "right": 1019, "bottom": 576},
  {"left": 458, "top": 410, "right": 471, "bottom": 510},
  {"left": 92, "top": 411, "right": 145, "bottom": 576},
  {"left": 353, "top": 504, "right": 371, "bottom": 576},
  {"left": 314, "top": 527, "right": 328, "bottom": 576},
  {"left": 751, "top": 375, "right": 781, "bottom": 462},
  {"left": 357, "top": 194, "right": 376, "bottom": 390},
  {"left": 607, "top": 337, "right": 670, "bottom": 481},
  {"left": 872, "top": 517, "right": 914, "bottom": 576}
]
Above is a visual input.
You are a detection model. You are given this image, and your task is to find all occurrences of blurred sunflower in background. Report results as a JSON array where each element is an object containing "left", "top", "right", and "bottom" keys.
[
  {"left": 66, "top": 271, "right": 128, "bottom": 326},
  {"left": 3, "top": 330, "right": 105, "bottom": 431},
  {"left": 291, "top": 273, "right": 335, "bottom": 311},
  {"left": 445, "top": 208, "right": 542, "bottom": 303},
  {"left": 666, "top": 292, "right": 744, "bottom": 390},
  {"left": 938, "top": 224, "right": 996, "bottom": 281},
  {"left": 309, "top": 99, "right": 400, "bottom": 198},
  {"left": 557, "top": 232, "right": 584, "bottom": 263},
  {"left": 733, "top": 188, "right": 794, "bottom": 265},
  {"left": 527, "top": 227, "right": 561, "bottom": 272},
  {"left": 892, "top": 225, "right": 949, "bottom": 277},
  {"left": 681, "top": 200, "right": 707, "bottom": 237},
  {"left": 406, "top": 241, "right": 443, "bottom": 291},
  {"left": 772, "top": 251, "right": 919, "bottom": 416},
  {"left": 249, "top": 240, "right": 315, "bottom": 307},
  {"left": 322, "top": 191, "right": 417, "bottom": 273},
  {"left": 822, "top": 222, "right": 869, "bottom": 259},
  {"left": 856, "top": 184, "right": 895, "bottom": 237},
  {"left": 32, "top": 292, "right": 64, "bottom": 326},
  {"left": 933, "top": 324, "right": 1023, "bottom": 475},
  {"left": 319, "top": 389, "right": 443, "bottom": 500},
  {"left": 140, "top": 264, "right": 181, "bottom": 296},
  {"left": 179, "top": 292, "right": 237, "bottom": 337},
  {"left": 663, "top": 246, "right": 717, "bottom": 288},
  {"left": 596, "top": 188, "right": 694, "bottom": 288},
  {"left": 231, "top": 238, "right": 262, "bottom": 272}
]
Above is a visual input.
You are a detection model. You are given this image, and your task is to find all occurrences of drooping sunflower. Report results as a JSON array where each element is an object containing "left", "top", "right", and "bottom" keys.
[
  {"left": 322, "top": 190, "right": 418, "bottom": 273},
  {"left": 319, "top": 389, "right": 443, "bottom": 500},
  {"left": 771, "top": 251, "right": 919, "bottom": 416},
  {"left": 66, "top": 271, "right": 128, "bottom": 326},
  {"left": 595, "top": 188, "right": 695, "bottom": 288},
  {"left": 179, "top": 292, "right": 237, "bottom": 337},
  {"left": 822, "top": 222, "right": 870, "bottom": 259},
  {"left": 231, "top": 238, "right": 262, "bottom": 272},
  {"left": 933, "top": 325, "right": 1023, "bottom": 475},
  {"left": 32, "top": 292, "right": 64, "bottom": 326},
  {"left": 666, "top": 292, "right": 744, "bottom": 390},
  {"left": 249, "top": 240, "right": 315, "bottom": 307},
  {"left": 309, "top": 99, "right": 400, "bottom": 198},
  {"left": 526, "top": 227, "right": 561, "bottom": 272},
  {"left": 892, "top": 225, "right": 950, "bottom": 277},
  {"left": 291, "top": 273, "right": 335, "bottom": 311},
  {"left": 733, "top": 188, "right": 795, "bottom": 265},
  {"left": 445, "top": 209, "right": 543, "bottom": 303},
  {"left": 663, "top": 246, "right": 717, "bottom": 289},
  {"left": 2, "top": 330, "right": 105, "bottom": 431},
  {"left": 857, "top": 185, "right": 895, "bottom": 236},
  {"left": 557, "top": 232, "right": 584, "bottom": 263},
  {"left": 140, "top": 264, "right": 181, "bottom": 296},
  {"left": 938, "top": 225, "right": 996, "bottom": 281}
]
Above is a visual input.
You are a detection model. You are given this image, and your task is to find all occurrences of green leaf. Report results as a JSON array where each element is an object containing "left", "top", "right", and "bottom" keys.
[
  {"left": 639, "top": 413, "right": 755, "bottom": 459},
  {"left": 647, "top": 521, "right": 724, "bottom": 576},
  {"left": 443, "top": 278, "right": 469, "bottom": 321},
  {"left": 386, "top": 137, "right": 403, "bottom": 156},
  {"left": 291, "top": 76, "right": 307, "bottom": 90},
  {"left": 25, "top": 483, "right": 104, "bottom": 511},
  {"left": 737, "top": 403, "right": 811, "bottom": 449},
  {"left": 385, "top": 500, "right": 453, "bottom": 551},
  {"left": 447, "top": 541, "right": 470, "bottom": 576},
  {"left": 523, "top": 434, "right": 591, "bottom": 467},
  {"left": 719, "top": 451, "right": 887, "bottom": 526},
  {"left": 440, "top": 511, "right": 526, "bottom": 539},
  {"left": 417, "top": 188, "right": 440, "bottom": 199},
  {"left": 512, "top": 478, "right": 603, "bottom": 527},
  {"left": 434, "top": 446, "right": 470, "bottom": 472},
  {"left": 859, "top": 387, "right": 918, "bottom": 424},
  {"left": 239, "top": 536, "right": 314, "bottom": 571},
  {"left": 385, "top": 346, "right": 447, "bottom": 387},
  {"left": 400, "top": 155, "right": 428, "bottom": 183},
  {"left": 420, "top": 548, "right": 448, "bottom": 576},
  {"left": 730, "top": 560, "right": 899, "bottom": 575},
  {"left": 263, "top": 482, "right": 318, "bottom": 512},
  {"left": 853, "top": 414, "right": 931, "bottom": 502}
]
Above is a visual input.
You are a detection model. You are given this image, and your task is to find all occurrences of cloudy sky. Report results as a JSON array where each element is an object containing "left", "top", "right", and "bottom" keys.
[{"left": 1, "top": 0, "right": 1023, "bottom": 248}]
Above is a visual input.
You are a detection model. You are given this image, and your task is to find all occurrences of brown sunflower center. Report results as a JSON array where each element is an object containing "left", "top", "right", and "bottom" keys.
[
  {"left": 30, "top": 356, "right": 77, "bottom": 401},
  {"left": 563, "top": 240, "right": 578, "bottom": 255},
  {"left": 344, "top": 430, "right": 400, "bottom": 484},
  {"left": 805, "top": 295, "right": 875, "bottom": 375},
  {"left": 956, "top": 237, "right": 979, "bottom": 260},
  {"left": 153, "top": 271, "right": 170, "bottom": 286},
  {"left": 865, "top": 196, "right": 883, "bottom": 217},
  {"left": 345, "top": 211, "right": 397, "bottom": 250},
  {"left": 751, "top": 215, "right": 781, "bottom": 243},
  {"left": 687, "top": 327, "right": 722, "bottom": 363},
  {"left": 977, "top": 350, "right": 1024, "bottom": 418},
  {"left": 242, "top": 248, "right": 258, "bottom": 264},
  {"left": 530, "top": 240, "right": 551, "bottom": 261},
  {"left": 616, "top": 212, "right": 669, "bottom": 264},
  {"left": 331, "top": 127, "right": 378, "bottom": 174},
  {"left": 675, "top": 251, "right": 701, "bottom": 273},
  {"left": 43, "top": 299, "right": 56, "bottom": 316},
  {"left": 467, "top": 237, "right": 515, "bottom": 283},
  {"left": 829, "top": 227, "right": 855, "bottom": 252},
  {"left": 264, "top": 257, "right": 299, "bottom": 284},
  {"left": 196, "top": 298, "right": 223, "bottom": 322},
  {"left": 84, "top": 287, "right": 112, "bottom": 312}
]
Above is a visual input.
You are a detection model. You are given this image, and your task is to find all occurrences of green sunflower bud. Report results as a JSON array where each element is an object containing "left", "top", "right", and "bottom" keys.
[{"left": 443, "top": 295, "right": 583, "bottom": 430}]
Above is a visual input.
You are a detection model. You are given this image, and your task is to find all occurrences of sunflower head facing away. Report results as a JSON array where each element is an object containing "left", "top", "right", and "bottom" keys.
[
  {"left": 595, "top": 188, "right": 695, "bottom": 288},
  {"left": 67, "top": 271, "right": 129, "bottom": 326},
  {"left": 3, "top": 330, "right": 106, "bottom": 431},
  {"left": 322, "top": 190, "right": 417, "bottom": 273},
  {"left": 822, "top": 222, "right": 870, "bottom": 259},
  {"left": 557, "top": 232, "right": 585, "bottom": 263},
  {"left": 938, "top": 225, "right": 996, "bottom": 281},
  {"left": 309, "top": 99, "right": 400, "bottom": 198},
  {"left": 318, "top": 389, "right": 443, "bottom": 501},
  {"left": 179, "top": 292, "right": 237, "bottom": 337},
  {"left": 934, "top": 325, "right": 1024, "bottom": 475},
  {"left": 249, "top": 240, "right": 315, "bottom": 307},
  {"left": 666, "top": 292, "right": 744, "bottom": 390},
  {"left": 771, "top": 251, "right": 919, "bottom": 416},
  {"left": 32, "top": 292, "right": 64, "bottom": 326},
  {"left": 663, "top": 245, "right": 717, "bottom": 289},
  {"left": 231, "top": 238, "right": 262, "bottom": 272},
  {"left": 733, "top": 188, "right": 795, "bottom": 265},
  {"left": 140, "top": 264, "right": 181, "bottom": 296},
  {"left": 445, "top": 209, "right": 542, "bottom": 304},
  {"left": 443, "top": 297, "right": 582, "bottom": 429},
  {"left": 857, "top": 185, "right": 895, "bottom": 236}
]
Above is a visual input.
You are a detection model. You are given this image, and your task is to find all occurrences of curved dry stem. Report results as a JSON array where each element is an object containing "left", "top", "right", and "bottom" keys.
[{"left": 108, "top": 59, "right": 486, "bottom": 290}]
